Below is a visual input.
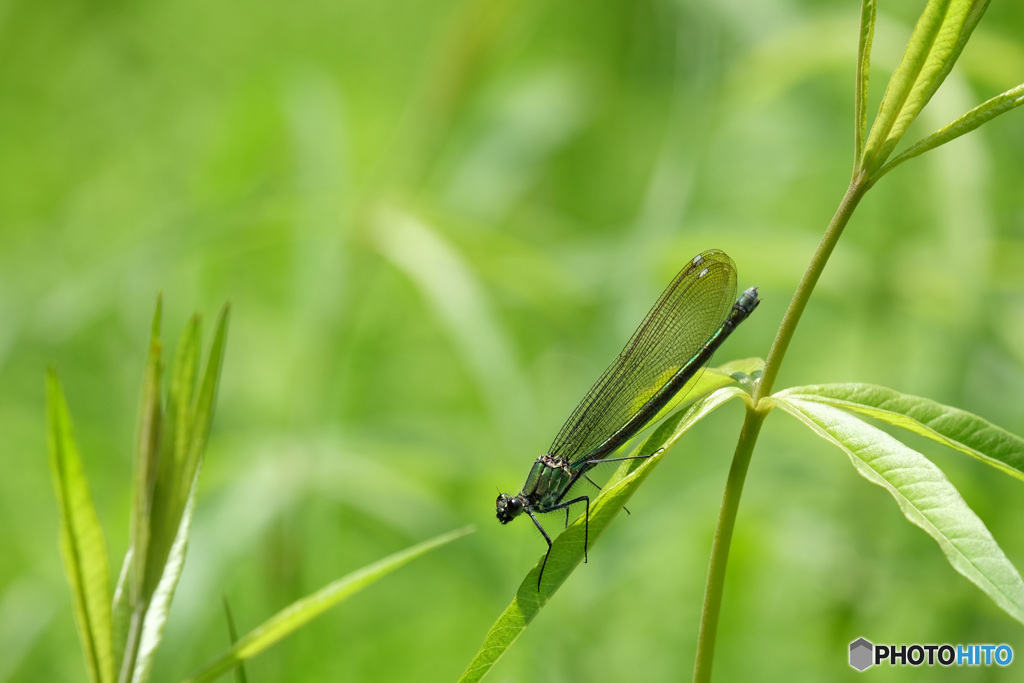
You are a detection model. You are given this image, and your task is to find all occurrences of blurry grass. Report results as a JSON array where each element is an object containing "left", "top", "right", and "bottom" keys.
[{"left": 1, "top": 0, "right": 1023, "bottom": 681}]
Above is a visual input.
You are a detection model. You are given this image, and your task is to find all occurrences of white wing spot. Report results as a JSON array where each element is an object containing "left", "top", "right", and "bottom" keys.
[{"left": 698, "top": 268, "right": 709, "bottom": 278}]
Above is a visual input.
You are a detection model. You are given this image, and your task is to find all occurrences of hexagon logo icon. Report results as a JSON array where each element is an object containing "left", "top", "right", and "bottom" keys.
[{"left": 850, "top": 637, "right": 874, "bottom": 671}]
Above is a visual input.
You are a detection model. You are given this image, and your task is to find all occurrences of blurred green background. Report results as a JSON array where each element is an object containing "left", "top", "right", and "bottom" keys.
[{"left": 2, "top": 0, "right": 1024, "bottom": 680}]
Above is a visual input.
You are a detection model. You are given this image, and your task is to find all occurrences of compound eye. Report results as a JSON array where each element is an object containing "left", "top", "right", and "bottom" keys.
[{"left": 496, "top": 494, "right": 524, "bottom": 524}]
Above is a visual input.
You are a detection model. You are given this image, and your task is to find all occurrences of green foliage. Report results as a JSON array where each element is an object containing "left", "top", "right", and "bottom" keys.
[
  {"left": 187, "top": 526, "right": 473, "bottom": 683},
  {"left": 464, "top": 0, "right": 1024, "bottom": 677},
  {"left": 45, "top": 304, "right": 472, "bottom": 682},
  {"left": 46, "top": 372, "right": 116, "bottom": 683},
  {"left": 459, "top": 379, "right": 751, "bottom": 683},
  {"left": 114, "top": 302, "right": 230, "bottom": 683},
  {"left": 860, "top": 0, "right": 992, "bottom": 175},
  {"left": 777, "top": 383, "right": 1024, "bottom": 481},
  {"left": 46, "top": 302, "right": 231, "bottom": 683},
  {"left": 7, "top": 0, "right": 1024, "bottom": 681},
  {"left": 771, "top": 391, "right": 1024, "bottom": 624}
]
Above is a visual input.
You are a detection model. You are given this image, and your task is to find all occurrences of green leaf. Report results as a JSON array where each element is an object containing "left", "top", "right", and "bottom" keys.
[
  {"left": 861, "top": 0, "right": 990, "bottom": 175},
  {"left": 874, "top": 82, "right": 1024, "bottom": 182},
  {"left": 458, "top": 386, "right": 748, "bottom": 683},
  {"left": 184, "top": 526, "right": 474, "bottom": 683},
  {"left": 221, "top": 597, "right": 248, "bottom": 683},
  {"left": 144, "top": 315, "right": 201, "bottom": 598},
  {"left": 642, "top": 357, "right": 761, "bottom": 428},
  {"left": 126, "top": 299, "right": 164, "bottom": 623},
  {"left": 111, "top": 551, "right": 132, "bottom": 677},
  {"left": 46, "top": 370, "right": 116, "bottom": 683},
  {"left": 183, "top": 305, "right": 230, "bottom": 504},
  {"left": 129, "top": 479, "right": 200, "bottom": 683},
  {"left": 777, "top": 383, "right": 1024, "bottom": 482},
  {"left": 120, "top": 304, "right": 230, "bottom": 683},
  {"left": 712, "top": 356, "right": 765, "bottom": 381},
  {"left": 771, "top": 394, "right": 1024, "bottom": 624},
  {"left": 145, "top": 305, "right": 228, "bottom": 597},
  {"left": 855, "top": 0, "right": 877, "bottom": 163}
]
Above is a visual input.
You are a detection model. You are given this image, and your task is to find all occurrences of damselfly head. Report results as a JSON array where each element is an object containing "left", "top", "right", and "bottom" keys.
[
  {"left": 736, "top": 286, "right": 760, "bottom": 314},
  {"left": 495, "top": 493, "right": 524, "bottom": 524}
]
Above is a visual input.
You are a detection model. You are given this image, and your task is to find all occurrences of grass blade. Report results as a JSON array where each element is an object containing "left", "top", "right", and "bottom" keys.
[
  {"left": 120, "top": 305, "right": 230, "bottom": 683},
  {"left": 221, "top": 597, "right": 248, "bottom": 683},
  {"left": 124, "top": 300, "right": 164, "bottom": 633},
  {"left": 778, "top": 383, "right": 1024, "bottom": 481},
  {"left": 46, "top": 370, "right": 116, "bottom": 683},
  {"left": 184, "top": 526, "right": 474, "bottom": 683},
  {"left": 861, "top": 0, "right": 989, "bottom": 174},
  {"left": 458, "top": 386, "right": 748, "bottom": 683},
  {"left": 772, "top": 395, "right": 1024, "bottom": 625},
  {"left": 183, "top": 305, "right": 230, "bottom": 506},
  {"left": 854, "top": 0, "right": 876, "bottom": 164},
  {"left": 129, "top": 477, "right": 200, "bottom": 683},
  {"left": 144, "top": 315, "right": 200, "bottom": 599},
  {"left": 874, "top": 82, "right": 1024, "bottom": 181}
]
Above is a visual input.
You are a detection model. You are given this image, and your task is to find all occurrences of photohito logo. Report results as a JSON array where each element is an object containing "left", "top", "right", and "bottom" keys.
[{"left": 849, "top": 637, "right": 1013, "bottom": 671}]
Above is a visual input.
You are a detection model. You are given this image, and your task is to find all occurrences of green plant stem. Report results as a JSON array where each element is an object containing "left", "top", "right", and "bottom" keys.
[
  {"left": 755, "top": 173, "right": 869, "bottom": 401},
  {"left": 693, "top": 172, "right": 870, "bottom": 682},
  {"left": 119, "top": 603, "right": 146, "bottom": 683},
  {"left": 692, "top": 407, "right": 765, "bottom": 683}
]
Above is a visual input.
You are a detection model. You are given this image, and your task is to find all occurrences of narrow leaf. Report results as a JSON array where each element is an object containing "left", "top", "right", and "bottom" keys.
[
  {"left": 183, "top": 305, "right": 230, "bottom": 500},
  {"left": 130, "top": 474, "right": 201, "bottom": 683},
  {"left": 129, "top": 299, "right": 164, "bottom": 616},
  {"left": 772, "top": 395, "right": 1024, "bottom": 624},
  {"left": 459, "top": 387, "right": 748, "bottom": 683},
  {"left": 46, "top": 370, "right": 116, "bottom": 683},
  {"left": 862, "top": 0, "right": 989, "bottom": 174},
  {"left": 144, "top": 316, "right": 200, "bottom": 600},
  {"left": 111, "top": 550, "right": 132, "bottom": 677},
  {"left": 644, "top": 358, "right": 760, "bottom": 428},
  {"left": 122, "top": 305, "right": 230, "bottom": 683},
  {"left": 184, "top": 526, "right": 474, "bottom": 683},
  {"left": 778, "top": 383, "right": 1024, "bottom": 481},
  {"left": 221, "top": 597, "right": 248, "bottom": 683},
  {"left": 168, "top": 314, "right": 201, "bottom": 478},
  {"left": 874, "top": 82, "right": 1024, "bottom": 182},
  {"left": 855, "top": 0, "right": 877, "bottom": 164},
  {"left": 913, "top": 0, "right": 990, "bottom": 112}
]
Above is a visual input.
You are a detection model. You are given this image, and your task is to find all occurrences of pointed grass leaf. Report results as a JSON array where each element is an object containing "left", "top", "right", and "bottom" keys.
[
  {"left": 111, "top": 550, "right": 132, "bottom": 675},
  {"left": 46, "top": 370, "right": 116, "bottom": 683},
  {"left": 861, "top": 0, "right": 990, "bottom": 175},
  {"left": 129, "top": 478, "right": 200, "bottom": 683},
  {"left": 640, "top": 358, "right": 760, "bottom": 431},
  {"left": 459, "top": 386, "right": 749, "bottom": 683},
  {"left": 607, "top": 381, "right": 754, "bottom": 490},
  {"left": 183, "top": 305, "right": 230, "bottom": 502},
  {"left": 874, "top": 82, "right": 1024, "bottom": 182},
  {"left": 116, "top": 299, "right": 165, "bottom": 676},
  {"left": 128, "top": 300, "right": 164, "bottom": 622},
  {"left": 120, "top": 304, "right": 230, "bottom": 683},
  {"left": 771, "top": 395, "right": 1024, "bottom": 624},
  {"left": 855, "top": 0, "right": 877, "bottom": 163},
  {"left": 777, "top": 383, "right": 1024, "bottom": 482},
  {"left": 221, "top": 597, "right": 248, "bottom": 683},
  {"left": 183, "top": 526, "right": 474, "bottom": 683},
  {"left": 144, "top": 315, "right": 200, "bottom": 599},
  {"left": 145, "top": 306, "right": 228, "bottom": 600}
]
